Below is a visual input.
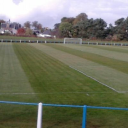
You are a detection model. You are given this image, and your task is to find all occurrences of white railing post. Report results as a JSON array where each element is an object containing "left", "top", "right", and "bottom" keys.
[{"left": 37, "top": 102, "right": 43, "bottom": 128}]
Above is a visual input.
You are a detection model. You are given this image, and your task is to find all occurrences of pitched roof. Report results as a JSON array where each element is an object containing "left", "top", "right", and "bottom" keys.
[{"left": 42, "top": 29, "right": 51, "bottom": 35}]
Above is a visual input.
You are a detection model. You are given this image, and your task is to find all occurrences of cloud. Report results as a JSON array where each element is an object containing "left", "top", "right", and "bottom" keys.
[
  {"left": 0, "top": 0, "right": 128, "bottom": 28},
  {"left": 12, "top": 0, "right": 70, "bottom": 28},
  {"left": 12, "top": 0, "right": 23, "bottom": 5},
  {"left": 0, "top": 15, "right": 9, "bottom": 21}
]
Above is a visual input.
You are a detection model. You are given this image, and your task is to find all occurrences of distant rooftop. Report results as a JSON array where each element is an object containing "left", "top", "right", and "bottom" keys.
[{"left": 42, "top": 29, "right": 51, "bottom": 35}]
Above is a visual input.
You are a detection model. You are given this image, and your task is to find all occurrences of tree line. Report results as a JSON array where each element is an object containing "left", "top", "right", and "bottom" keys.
[
  {"left": 1, "top": 13, "right": 128, "bottom": 40},
  {"left": 18, "top": 21, "right": 44, "bottom": 35},
  {"left": 0, "top": 20, "right": 44, "bottom": 36},
  {"left": 54, "top": 13, "right": 128, "bottom": 41}
]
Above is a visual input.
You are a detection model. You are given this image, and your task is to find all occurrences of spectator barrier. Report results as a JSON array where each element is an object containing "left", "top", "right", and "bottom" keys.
[{"left": 0, "top": 101, "right": 128, "bottom": 128}]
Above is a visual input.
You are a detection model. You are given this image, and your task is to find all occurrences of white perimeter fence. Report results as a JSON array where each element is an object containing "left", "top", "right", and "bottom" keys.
[{"left": 0, "top": 39, "right": 128, "bottom": 46}]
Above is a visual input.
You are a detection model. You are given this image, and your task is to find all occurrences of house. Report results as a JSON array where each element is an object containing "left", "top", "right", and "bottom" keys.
[
  {"left": 0, "top": 20, "right": 21, "bottom": 34},
  {"left": 37, "top": 29, "right": 52, "bottom": 38},
  {"left": 0, "top": 30, "right": 4, "bottom": 34},
  {"left": 42, "top": 29, "right": 51, "bottom": 35}
]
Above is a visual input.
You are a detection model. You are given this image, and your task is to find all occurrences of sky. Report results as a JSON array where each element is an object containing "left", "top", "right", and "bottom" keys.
[{"left": 0, "top": 0, "right": 128, "bottom": 28}]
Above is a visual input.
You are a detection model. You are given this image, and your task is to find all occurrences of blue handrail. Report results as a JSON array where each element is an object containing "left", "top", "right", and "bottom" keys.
[{"left": 0, "top": 101, "right": 128, "bottom": 128}]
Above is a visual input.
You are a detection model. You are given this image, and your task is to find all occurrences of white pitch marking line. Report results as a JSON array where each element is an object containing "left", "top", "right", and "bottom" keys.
[
  {"left": 0, "top": 93, "right": 39, "bottom": 95},
  {"left": 0, "top": 91, "right": 126, "bottom": 95},
  {"left": 69, "top": 66, "right": 124, "bottom": 93}
]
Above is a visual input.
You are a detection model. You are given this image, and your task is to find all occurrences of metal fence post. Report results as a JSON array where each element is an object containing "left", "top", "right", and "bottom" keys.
[
  {"left": 37, "top": 102, "right": 43, "bottom": 128},
  {"left": 82, "top": 105, "right": 87, "bottom": 128}
]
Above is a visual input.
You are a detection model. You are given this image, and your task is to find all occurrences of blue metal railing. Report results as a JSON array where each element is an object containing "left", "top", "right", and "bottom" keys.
[{"left": 0, "top": 101, "right": 128, "bottom": 128}]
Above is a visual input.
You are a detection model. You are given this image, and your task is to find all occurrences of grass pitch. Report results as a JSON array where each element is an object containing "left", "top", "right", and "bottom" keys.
[
  {"left": 0, "top": 43, "right": 128, "bottom": 128},
  {"left": 29, "top": 43, "right": 128, "bottom": 92}
]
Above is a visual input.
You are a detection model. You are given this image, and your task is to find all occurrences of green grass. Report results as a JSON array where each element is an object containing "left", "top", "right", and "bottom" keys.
[
  {"left": 44, "top": 44, "right": 128, "bottom": 74},
  {"left": 62, "top": 44, "right": 128, "bottom": 62},
  {"left": 87, "top": 45, "right": 128, "bottom": 53},
  {"left": 0, "top": 43, "right": 128, "bottom": 127},
  {"left": 29, "top": 43, "right": 128, "bottom": 92}
]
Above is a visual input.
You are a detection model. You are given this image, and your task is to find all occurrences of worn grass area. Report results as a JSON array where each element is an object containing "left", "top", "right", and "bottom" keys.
[{"left": 0, "top": 43, "right": 128, "bottom": 128}]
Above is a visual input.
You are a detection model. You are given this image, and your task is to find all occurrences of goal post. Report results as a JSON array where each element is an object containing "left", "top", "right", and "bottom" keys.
[{"left": 64, "top": 38, "right": 82, "bottom": 44}]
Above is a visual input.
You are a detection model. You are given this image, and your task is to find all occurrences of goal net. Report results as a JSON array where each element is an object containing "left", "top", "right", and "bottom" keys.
[{"left": 64, "top": 38, "right": 82, "bottom": 44}]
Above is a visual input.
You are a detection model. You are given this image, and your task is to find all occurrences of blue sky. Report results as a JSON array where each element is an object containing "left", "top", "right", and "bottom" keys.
[{"left": 0, "top": 0, "right": 128, "bottom": 28}]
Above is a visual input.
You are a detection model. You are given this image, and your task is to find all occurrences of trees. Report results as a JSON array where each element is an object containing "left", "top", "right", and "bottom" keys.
[
  {"left": 59, "top": 22, "right": 72, "bottom": 37},
  {"left": 59, "top": 13, "right": 88, "bottom": 38},
  {"left": 114, "top": 18, "right": 128, "bottom": 40},
  {"left": 59, "top": 17, "right": 75, "bottom": 37},
  {"left": 25, "top": 28, "right": 33, "bottom": 35},
  {"left": 32, "top": 21, "right": 43, "bottom": 33},
  {"left": 92, "top": 18, "right": 107, "bottom": 39},
  {"left": 73, "top": 21, "right": 88, "bottom": 38},
  {"left": 17, "top": 28, "right": 25, "bottom": 35},
  {"left": 61, "top": 17, "right": 75, "bottom": 24},
  {"left": 73, "top": 13, "right": 88, "bottom": 25},
  {"left": 124, "top": 17, "right": 128, "bottom": 40},
  {"left": 23, "top": 21, "right": 33, "bottom": 36},
  {"left": 57, "top": 13, "right": 108, "bottom": 39},
  {"left": 54, "top": 23, "right": 60, "bottom": 30},
  {"left": 72, "top": 18, "right": 107, "bottom": 39},
  {"left": 53, "top": 23, "right": 61, "bottom": 37},
  {"left": 32, "top": 21, "right": 42, "bottom": 30},
  {"left": 37, "top": 23, "right": 42, "bottom": 31},
  {"left": 24, "top": 21, "right": 31, "bottom": 28},
  {"left": 23, "top": 21, "right": 43, "bottom": 36},
  {"left": 40, "top": 12, "right": 128, "bottom": 40},
  {"left": 54, "top": 12, "right": 128, "bottom": 40},
  {"left": 115, "top": 18, "right": 124, "bottom": 26},
  {"left": 32, "top": 21, "right": 38, "bottom": 29}
]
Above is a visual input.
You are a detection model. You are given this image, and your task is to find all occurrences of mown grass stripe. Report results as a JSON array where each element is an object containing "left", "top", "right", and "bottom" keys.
[
  {"left": 14, "top": 44, "right": 114, "bottom": 99},
  {"left": 0, "top": 43, "right": 34, "bottom": 93},
  {"left": 87, "top": 45, "right": 128, "bottom": 53},
  {"left": 29, "top": 43, "right": 128, "bottom": 92},
  {"left": 0, "top": 43, "right": 39, "bottom": 128},
  {"left": 45, "top": 43, "right": 128, "bottom": 74},
  {"left": 0, "top": 43, "right": 38, "bottom": 106},
  {"left": 62, "top": 44, "right": 128, "bottom": 62},
  {"left": 69, "top": 66, "right": 119, "bottom": 93},
  {"left": 13, "top": 44, "right": 83, "bottom": 94},
  {"left": 1, "top": 43, "right": 128, "bottom": 128}
]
